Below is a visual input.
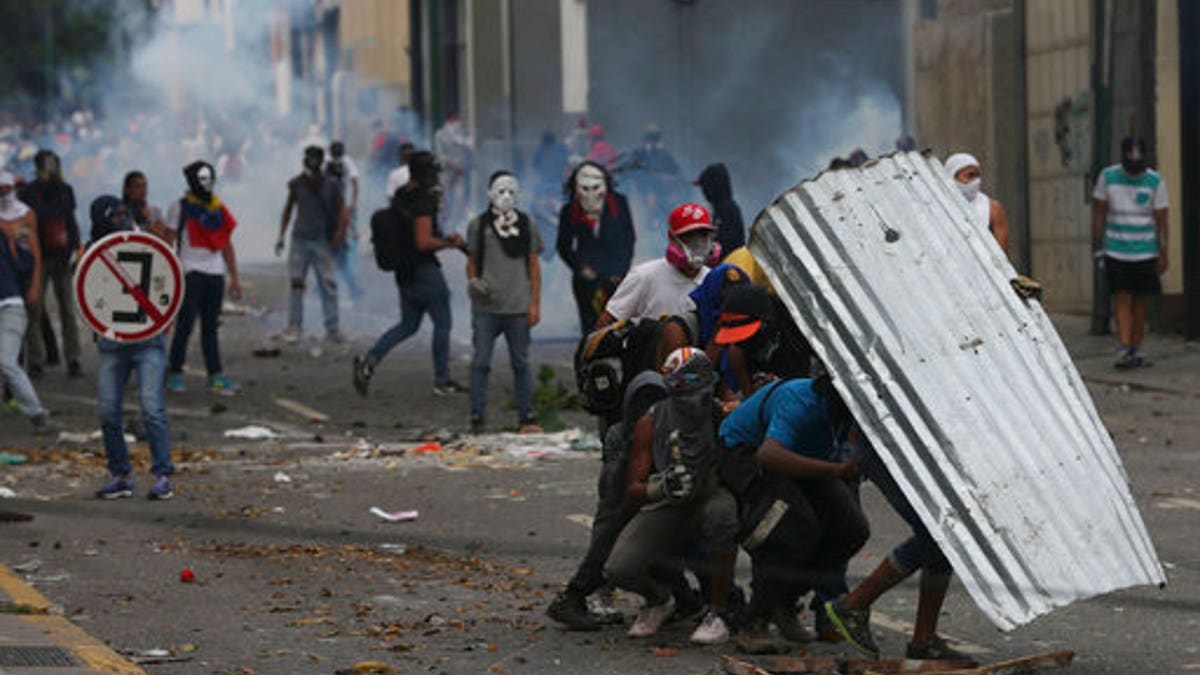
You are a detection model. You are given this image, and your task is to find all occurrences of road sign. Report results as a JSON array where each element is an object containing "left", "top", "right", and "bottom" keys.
[{"left": 73, "top": 231, "right": 184, "bottom": 343}]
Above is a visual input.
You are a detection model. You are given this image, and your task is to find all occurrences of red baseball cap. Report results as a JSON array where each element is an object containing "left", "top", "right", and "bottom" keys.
[{"left": 668, "top": 203, "right": 714, "bottom": 237}]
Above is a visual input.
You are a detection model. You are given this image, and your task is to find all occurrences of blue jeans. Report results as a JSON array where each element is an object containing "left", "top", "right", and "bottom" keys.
[
  {"left": 168, "top": 271, "right": 225, "bottom": 375},
  {"left": 288, "top": 238, "right": 339, "bottom": 335},
  {"left": 367, "top": 264, "right": 451, "bottom": 384},
  {"left": 0, "top": 304, "right": 45, "bottom": 418},
  {"left": 859, "top": 442, "right": 950, "bottom": 576},
  {"left": 97, "top": 335, "right": 173, "bottom": 478},
  {"left": 470, "top": 311, "right": 533, "bottom": 424}
]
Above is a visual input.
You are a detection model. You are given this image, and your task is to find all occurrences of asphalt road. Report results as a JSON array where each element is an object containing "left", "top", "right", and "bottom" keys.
[{"left": 1, "top": 265, "right": 1198, "bottom": 674}]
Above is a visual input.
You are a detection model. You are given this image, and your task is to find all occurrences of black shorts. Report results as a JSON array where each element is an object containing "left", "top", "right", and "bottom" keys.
[{"left": 1105, "top": 257, "right": 1161, "bottom": 295}]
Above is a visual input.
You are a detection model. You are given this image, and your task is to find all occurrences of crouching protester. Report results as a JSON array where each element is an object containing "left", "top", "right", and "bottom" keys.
[
  {"left": 88, "top": 196, "right": 175, "bottom": 500},
  {"left": 717, "top": 374, "right": 869, "bottom": 653},
  {"left": 822, "top": 436, "right": 976, "bottom": 664},
  {"left": 605, "top": 348, "right": 739, "bottom": 645}
]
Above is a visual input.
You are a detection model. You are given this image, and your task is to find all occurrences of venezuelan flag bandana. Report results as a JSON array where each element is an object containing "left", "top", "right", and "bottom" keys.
[{"left": 182, "top": 193, "right": 236, "bottom": 251}]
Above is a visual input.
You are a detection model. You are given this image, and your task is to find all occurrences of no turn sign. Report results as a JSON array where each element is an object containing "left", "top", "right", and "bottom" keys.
[{"left": 74, "top": 231, "right": 184, "bottom": 342}]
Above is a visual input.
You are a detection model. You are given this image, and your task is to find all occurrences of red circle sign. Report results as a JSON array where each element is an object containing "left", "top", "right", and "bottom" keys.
[{"left": 74, "top": 231, "right": 184, "bottom": 342}]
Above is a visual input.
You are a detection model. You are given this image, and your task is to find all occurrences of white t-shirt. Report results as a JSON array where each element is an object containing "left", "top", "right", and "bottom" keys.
[
  {"left": 326, "top": 156, "right": 359, "bottom": 206},
  {"left": 386, "top": 165, "right": 410, "bottom": 200},
  {"left": 166, "top": 200, "right": 227, "bottom": 276},
  {"left": 604, "top": 258, "right": 708, "bottom": 321}
]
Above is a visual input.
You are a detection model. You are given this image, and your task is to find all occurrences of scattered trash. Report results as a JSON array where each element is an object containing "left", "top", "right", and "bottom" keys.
[
  {"left": 410, "top": 442, "right": 441, "bottom": 454},
  {"left": 720, "top": 649, "right": 1076, "bottom": 674},
  {"left": 0, "top": 452, "right": 28, "bottom": 466},
  {"left": 273, "top": 471, "right": 293, "bottom": 484},
  {"left": 350, "top": 661, "right": 394, "bottom": 674},
  {"left": 378, "top": 544, "right": 408, "bottom": 555},
  {"left": 11, "top": 559, "right": 40, "bottom": 573},
  {"left": 83, "top": 548, "right": 99, "bottom": 557},
  {"left": 369, "top": 507, "right": 419, "bottom": 523},
  {"left": 569, "top": 434, "right": 602, "bottom": 452},
  {"left": 179, "top": 567, "right": 195, "bottom": 583},
  {"left": 274, "top": 397, "right": 330, "bottom": 423},
  {"left": 0, "top": 487, "right": 16, "bottom": 499},
  {"left": 651, "top": 646, "right": 680, "bottom": 657},
  {"left": 224, "top": 425, "right": 280, "bottom": 440},
  {"left": 138, "top": 649, "right": 171, "bottom": 658},
  {"left": 253, "top": 346, "right": 282, "bottom": 358},
  {"left": 57, "top": 429, "right": 135, "bottom": 444}
]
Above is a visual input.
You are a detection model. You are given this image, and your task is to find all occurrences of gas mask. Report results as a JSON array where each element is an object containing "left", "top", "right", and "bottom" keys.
[
  {"left": 666, "top": 230, "right": 718, "bottom": 273},
  {"left": 575, "top": 165, "right": 607, "bottom": 217},
  {"left": 184, "top": 161, "right": 217, "bottom": 201},
  {"left": 488, "top": 175, "right": 519, "bottom": 217},
  {"left": 1122, "top": 148, "right": 1146, "bottom": 175},
  {"left": 957, "top": 178, "right": 981, "bottom": 202}
]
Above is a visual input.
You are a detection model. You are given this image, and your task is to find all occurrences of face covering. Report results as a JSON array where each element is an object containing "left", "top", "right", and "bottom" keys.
[
  {"left": 575, "top": 165, "right": 607, "bottom": 216},
  {"left": 957, "top": 178, "right": 981, "bottom": 202},
  {"left": 1122, "top": 150, "right": 1146, "bottom": 175},
  {"left": 488, "top": 175, "right": 519, "bottom": 216},
  {"left": 184, "top": 161, "right": 217, "bottom": 201},
  {"left": 36, "top": 154, "right": 61, "bottom": 183},
  {"left": 667, "top": 231, "right": 714, "bottom": 273}
]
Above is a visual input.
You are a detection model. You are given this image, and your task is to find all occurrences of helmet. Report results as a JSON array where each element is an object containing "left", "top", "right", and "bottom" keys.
[{"left": 661, "top": 347, "right": 714, "bottom": 391}]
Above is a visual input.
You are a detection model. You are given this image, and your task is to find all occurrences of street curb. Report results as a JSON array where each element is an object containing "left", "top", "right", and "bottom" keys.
[{"left": 0, "top": 563, "right": 146, "bottom": 675}]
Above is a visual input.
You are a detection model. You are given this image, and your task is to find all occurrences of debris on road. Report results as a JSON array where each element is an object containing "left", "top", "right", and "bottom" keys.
[
  {"left": 274, "top": 397, "right": 330, "bottom": 423},
  {"left": 0, "top": 451, "right": 28, "bottom": 465},
  {"left": 57, "top": 429, "right": 135, "bottom": 445},
  {"left": 0, "top": 487, "right": 16, "bottom": 498},
  {"left": 369, "top": 507, "right": 419, "bottom": 523},
  {"left": 180, "top": 567, "right": 195, "bottom": 583},
  {"left": 224, "top": 425, "right": 281, "bottom": 440},
  {"left": 273, "top": 470, "right": 293, "bottom": 483},
  {"left": 720, "top": 649, "right": 1076, "bottom": 674}
]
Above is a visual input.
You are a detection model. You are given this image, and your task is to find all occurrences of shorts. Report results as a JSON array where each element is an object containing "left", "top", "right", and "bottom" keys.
[{"left": 1105, "top": 257, "right": 1161, "bottom": 295}]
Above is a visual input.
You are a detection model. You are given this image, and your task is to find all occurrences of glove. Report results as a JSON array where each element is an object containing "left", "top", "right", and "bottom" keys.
[
  {"left": 646, "top": 463, "right": 694, "bottom": 503},
  {"left": 274, "top": 239, "right": 285, "bottom": 257},
  {"left": 1010, "top": 275, "right": 1043, "bottom": 301}
]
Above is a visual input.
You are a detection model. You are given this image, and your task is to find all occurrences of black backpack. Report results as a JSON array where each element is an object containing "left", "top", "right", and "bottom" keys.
[{"left": 369, "top": 204, "right": 416, "bottom": 279}]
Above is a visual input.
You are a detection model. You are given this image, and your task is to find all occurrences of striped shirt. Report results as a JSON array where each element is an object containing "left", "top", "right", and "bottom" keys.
[{"left": 1092, "top": 165, "right": 1168, "bottom": 261}]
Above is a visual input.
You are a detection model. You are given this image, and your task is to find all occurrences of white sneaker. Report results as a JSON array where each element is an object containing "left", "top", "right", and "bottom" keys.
[
  {"left": 690, "top": 610, "right": 729, "bottom": 645},
  {"left": 281, "top": 326, "right": 301, "bottom": 344},
  {"left": 627, "top": 596, "right": 675, "bottom": 638}
]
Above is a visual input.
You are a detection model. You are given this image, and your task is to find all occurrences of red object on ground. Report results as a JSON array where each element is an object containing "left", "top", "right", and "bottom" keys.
[{"left": 180, "top": 567, "right": 195, "bottom": 583}]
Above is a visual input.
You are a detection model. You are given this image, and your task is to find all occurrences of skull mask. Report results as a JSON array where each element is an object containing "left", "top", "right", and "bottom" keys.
[
  {"left": 488, "top": 174, "right": 519, "bottom": 216},
  {"left": 184, "top": 161, "right": 217, "bottom": 201},
  {"left": 575, "top": 164, "right": 607, "bottom": 217}
]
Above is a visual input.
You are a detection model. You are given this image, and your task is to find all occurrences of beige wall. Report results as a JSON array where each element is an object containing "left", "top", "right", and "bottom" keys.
[
  {"left": 1156, "top": 0, "right": 1183, "bottom": 295},
  {"left": 339, "top": 0, "right": 411, "bottom": 95}
]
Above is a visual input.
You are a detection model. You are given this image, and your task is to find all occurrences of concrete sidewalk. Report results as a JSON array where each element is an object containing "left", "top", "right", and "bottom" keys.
[{"left": 0, "top": 565, "right": 144, "bottom": 675}]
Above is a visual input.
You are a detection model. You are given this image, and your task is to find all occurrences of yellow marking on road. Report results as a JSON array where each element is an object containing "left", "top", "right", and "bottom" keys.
[
  {"left": 1155, "top": 497, "right": 1200, "bottom": 510},
  {"left": 869, "top": 609, "right": 993, "bottom": 656},
  {"left": 23, "top": 615, "right": 146, "bottom": 674},
  {"left": 0, "top": 563, "right": 53, "bottom": 611}
]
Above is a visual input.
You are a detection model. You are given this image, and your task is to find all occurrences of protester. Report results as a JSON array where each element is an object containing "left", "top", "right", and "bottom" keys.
[
  {"left": 18, "top": 149, "right": 82, "bottom": 378},
  {"left": 944, "top": 152, "right": 1010, "bottom": 252},
  {"left": 1091, "top": 137, "right": 1168, "bottom": 369},
  {"left": 354, "top": 151, "right": 466, "bottom": 397},
  {"left": 88, "top": 195, "right": 175, "bottom": 501},
  {"left": 709, "top": 284, "right": 813, "bottom": 399},
  {"left": 276, "top": 145, "right": 346, "bottom": 344},
  {"left": 465, "top": 171, "right": 543, "bottom": 433},
  {"left": 326, "top": 140, "right": 364, "bottom": 301},
  {"left": 585, "top": 125, "right": 618, "bottom": 171},
  {"left": 695, "top": 163, "right": 745, "bottom": 258},
  {"left": 385, "top": 142, "right": 415, "bottom": 200},
  {"left": 122, "top": 171, "right": 170, "bottom": 240},
  {"left": 717, "top": 374, "right": 868, "bottom": 653},
  {"left": 621, "top": 125, "right": 682, "bottom": 223},
  {"left": 598, "top": 202, "right": 717, "bottom": 327},
  {"left": 0, "top": 170, "right": 48, "bottom": 429},
  {"left": 165, "top": 161, "right": 242, "bottom": 393},
  {"left": 555, "top": 162, "right": 635, "bottom": 333},
  {"left": 605, "top": 348, "right": 738, "bottom": 644},
  {"left": 434, "top": 113, "right": 474, "bottom": 224}
]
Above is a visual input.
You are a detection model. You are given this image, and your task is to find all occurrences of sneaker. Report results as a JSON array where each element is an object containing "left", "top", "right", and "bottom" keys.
[
  {"left": 627, "top": 596, "right": 675, "bottom": 638},
  {"left": 326, "top": 330, "right": 348, "bottom": 346},
  {"left": 771, "top": 607, "right": 813, "bottom": 643},
  {"left": 352, "top": 355, "right": 373, "bottom": 396},
  {"left": 1114, "top": 350, "right": 1138, "bottom": 370},
  {"left": 814, "top": 605, "right": 843, "bottom": 643},
  {"left": 736, "top": 617, "right": 791, "bottom": 655},
  {"left": 147, "top": 475, "right": 174, "bottom": 501},
  {"left": 824, "top": 596, "right": 879, "bottom": 658},
  {"left": 431, "top": 380, "right": 467, "bottom": 396},
  {"left": 587, "top": 587, "right": 625, "bottom": 625},
  {"left": 208, "top": 373, "right": 239, "bottom": 393},
  {"left": 96, "top": 475, "right": 134, "bottom": 500},
  {"left": 281, "top": 325, "right": 302, "bottom": 344},
  {"left": 690, "top": 610, "right": 730, "bottom": 645},
  {"left": 546, "top": 591, "right": 601, "bottom": 632},
  {"left": 470, "top": 415, "right": 485, "bottom": 434},
  {"left": 67, "top": 361, "right": 82, "bottom": 379},
  {"left": 906, "top": 634, "right": 979, "bottom": 666},
  {"left": 166, "top": 373, "right": 185, "bottom": 393}
]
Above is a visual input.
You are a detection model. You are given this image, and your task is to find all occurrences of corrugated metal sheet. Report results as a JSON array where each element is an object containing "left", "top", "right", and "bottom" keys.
[{"left": 749, "top": 151, "right": 1165, "bottom": 630}]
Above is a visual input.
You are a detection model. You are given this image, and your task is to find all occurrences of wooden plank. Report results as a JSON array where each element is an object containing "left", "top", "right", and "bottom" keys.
[
  {"left": 273, "top": 397, "right": 330, "bottom": 423},
  {"left": 722, "top": 655, "right": 776, "bottom": 675},
  {"left": 944, "top": 650, "right": 1074, "bottom": 675}
]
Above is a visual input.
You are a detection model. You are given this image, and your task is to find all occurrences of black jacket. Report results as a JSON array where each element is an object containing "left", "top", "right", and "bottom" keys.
[
  {"left": 556, "top": 192, "right": 635, "bottom": 281},
  {"left": 696, "top": 163, "right": 744, "bottom": 255},
  {"left": 19, "top": 180, "right": 81, "bottom": 259}
]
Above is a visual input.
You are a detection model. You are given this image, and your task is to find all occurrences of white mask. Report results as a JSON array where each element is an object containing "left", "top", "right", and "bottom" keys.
[
  {"left": 679, "top": 231, "right": 713, "bottom": 269},
  {"left": 957, "top": 178, "right": 981, "bottom": 202},
  {"left": 576, "top": 165, "right": 607, "bottom": 216},
  {"left": 488, "top": 175, "right": 519, "bottom": 215},
  {"left": 197, "top": 166, "right": 215, "bottom": 193},
  {"left": 0, "top": 173, "right": 27, "bottom": 220}
]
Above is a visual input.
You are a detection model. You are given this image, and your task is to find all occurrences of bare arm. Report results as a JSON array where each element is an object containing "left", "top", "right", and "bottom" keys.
[
  {"left": 624, "top": 414, "right": 656, "bottom": 505},
  {"left": 990, "top": 199, "right": 1010, "bottom": 254},
  {"left": 149, "top": 208, "right": 173, "bottom": 244},
  {"left": 1091, "top": 199, "right": 1108, "bottom": 252},
  {"left": 223, "top": 242, "right": 242, "bottom": 300},
  {"left": 527, "top": 253, "right": 541, "bottom": 326},
  {"left": 1154, "top": 207, "right": 1169, "bottom": 275},
  {"left": 414, "top": 215, "right": 462, "bottom": 252},
  {"left": 279, "top": 192, "right": 296, "bottom": 241},
  {"left": 755, "top": 438, "right": 856, "bottom": 480}
]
